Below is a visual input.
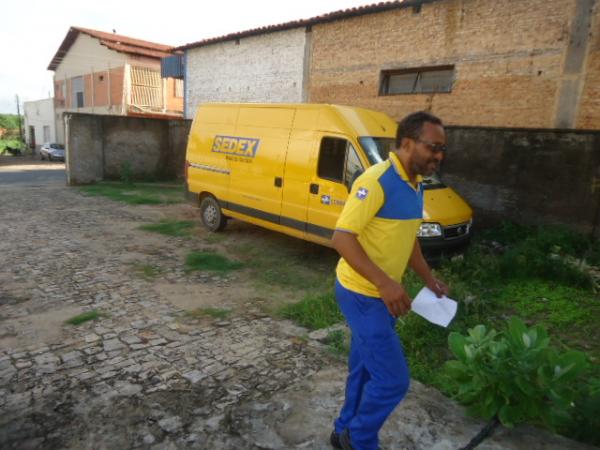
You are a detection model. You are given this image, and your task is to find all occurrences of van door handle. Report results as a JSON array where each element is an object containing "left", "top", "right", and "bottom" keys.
[
  {"left": 274, "top": 177, "right": 283, "bottom": 187},
  {"left": 309, "top": 183, "right": 319, "bottom": 194}
]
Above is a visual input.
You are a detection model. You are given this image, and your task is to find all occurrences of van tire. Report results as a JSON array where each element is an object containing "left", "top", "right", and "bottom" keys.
[{"left": 200, "top": 196, "right": 227, "bottom": 232}]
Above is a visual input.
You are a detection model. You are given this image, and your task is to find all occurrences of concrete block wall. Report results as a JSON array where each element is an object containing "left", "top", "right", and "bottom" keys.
[
  {"left": 443, "top": 127, "right": 600, "bottom": 236},
  {"left": 65, "top": 113, "right": 191, "bottom": 185},
  {"left": 184, "top": 28, "right": 308, "bottom": 118},
  {"left": 309, "top": 0, "right": 599, "bottom": 130}
]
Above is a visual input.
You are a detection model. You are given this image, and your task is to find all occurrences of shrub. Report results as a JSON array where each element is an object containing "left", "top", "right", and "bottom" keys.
[{"left": 445, "top": 318, "right": 588, "bottom": 429}]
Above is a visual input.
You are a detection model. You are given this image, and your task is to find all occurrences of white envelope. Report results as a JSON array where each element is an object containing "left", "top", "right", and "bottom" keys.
[{"left": 411, "top": 287, "right": 457, "bottom": 328}]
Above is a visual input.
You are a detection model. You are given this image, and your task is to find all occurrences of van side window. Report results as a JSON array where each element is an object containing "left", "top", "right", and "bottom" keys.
[
  {"left": 345, "top": 146, "right": 364, "bottom": 190},
  {"left": 318, "top": 137, "right": 364, "bottom": 189}
]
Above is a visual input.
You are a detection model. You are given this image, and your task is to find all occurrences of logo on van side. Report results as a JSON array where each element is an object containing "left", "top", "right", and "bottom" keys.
[{"left": 212, "top": 135, "right": 260, "bottom": 158}]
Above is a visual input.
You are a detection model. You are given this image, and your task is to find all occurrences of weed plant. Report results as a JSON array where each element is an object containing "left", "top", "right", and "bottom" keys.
[
  {"left": 186, "top": 307, "right": 231, "bottom": 320},
  {"left": 324, "top": 329, "right": 350, "bottom": 357},
  {"left": 65, "top": 310, "right": 103, "bottom": 325},
  {"left": 136, "top": 264, "right": 161, "bottom": 280},
  {"left": 120, "top": 161, "right": 134, "bottom": 184}
]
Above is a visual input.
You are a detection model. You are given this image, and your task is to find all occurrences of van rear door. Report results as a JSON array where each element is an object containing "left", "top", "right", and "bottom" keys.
[{"left": 226, "top": 107, "right": 294, "bottom": 223}]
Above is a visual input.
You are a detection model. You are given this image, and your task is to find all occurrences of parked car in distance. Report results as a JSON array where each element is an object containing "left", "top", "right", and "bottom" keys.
[{"left": 40, "top": 143, "right": 65, "bottom": 161}]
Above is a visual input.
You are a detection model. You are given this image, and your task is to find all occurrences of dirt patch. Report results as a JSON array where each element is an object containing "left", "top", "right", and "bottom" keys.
[
  {"left": 154, "top": 282, "right": 255, "bottom": 311},
  {"left": 0, "top": 305, "right": 84, "bottom": 349}
]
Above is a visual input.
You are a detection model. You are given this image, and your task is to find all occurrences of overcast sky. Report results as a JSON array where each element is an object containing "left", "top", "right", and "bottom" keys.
[{"left": 1, "top": 0, "right": 381, "bottom": 114}]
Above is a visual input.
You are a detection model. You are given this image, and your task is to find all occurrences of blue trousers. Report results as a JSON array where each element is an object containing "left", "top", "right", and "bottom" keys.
[{"left": 334, "top": 279, "right": 410, "bottom": 450}]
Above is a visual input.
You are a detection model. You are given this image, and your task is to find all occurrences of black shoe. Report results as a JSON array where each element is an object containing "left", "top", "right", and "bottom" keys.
[
  {"left": 330, "top": 430, "right": 342, "bottom": 449},
  {"left": 339, "top": 429, "right": 355, "bottom": 450},
  {"left": 338, "top": 429, "right": 382, "bottom": 450}
]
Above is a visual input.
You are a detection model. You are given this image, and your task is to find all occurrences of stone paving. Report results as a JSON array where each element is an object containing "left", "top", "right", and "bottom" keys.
[{"left": 0, "top": 180, "right": 326, "bottom": 449}]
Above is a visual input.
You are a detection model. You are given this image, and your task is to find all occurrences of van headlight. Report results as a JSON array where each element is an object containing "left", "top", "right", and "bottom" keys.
[{"left": 418, "top": 222, "right": 442, "bottom": 237}]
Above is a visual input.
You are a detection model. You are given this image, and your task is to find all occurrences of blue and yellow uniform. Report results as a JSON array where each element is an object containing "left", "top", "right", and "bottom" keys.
[{"left": 333, "top": 152, "right": 423, "bottom": 450}]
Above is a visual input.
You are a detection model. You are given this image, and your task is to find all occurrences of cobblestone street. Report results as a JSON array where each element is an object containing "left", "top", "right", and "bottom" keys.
[
  {"left": 0, "top": 159, "right": 595, "bottom": 450},
  {"left": 0, "top": 162, "right": 326, "bottom": 449}
]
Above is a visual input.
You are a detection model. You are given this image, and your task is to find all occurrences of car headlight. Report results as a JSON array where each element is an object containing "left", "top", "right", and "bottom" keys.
[{"left": 418, "top": 222, "right": 442, "bottom": 237}]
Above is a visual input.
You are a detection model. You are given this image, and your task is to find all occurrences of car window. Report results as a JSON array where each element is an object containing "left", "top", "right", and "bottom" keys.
[
  {"left": 317, "top": 137, "right": 364, "bottom": 191},
  {"left": 51, "top": 144, "right": 64, "bottom": 149}
]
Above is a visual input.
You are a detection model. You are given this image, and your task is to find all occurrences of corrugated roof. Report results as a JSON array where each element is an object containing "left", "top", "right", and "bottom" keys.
[
  {"left": 176, "top": 0, "right": 437, "bottom": 50},
  {"left": 48, "top": 27, "right": 179, "bottom": 71}
]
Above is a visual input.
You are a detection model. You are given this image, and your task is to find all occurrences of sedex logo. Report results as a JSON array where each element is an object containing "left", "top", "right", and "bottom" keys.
[{"left": 211, "top": 135, "right": 260, "bottom": 158}]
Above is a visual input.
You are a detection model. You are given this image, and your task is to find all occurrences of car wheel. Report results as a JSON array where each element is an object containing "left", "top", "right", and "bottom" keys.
[
  {"left": 200, "top": 195, "right": 227, "bottom": 232},
  {"left": 48, "top": 155, "right": 53, "bottom": 162}
]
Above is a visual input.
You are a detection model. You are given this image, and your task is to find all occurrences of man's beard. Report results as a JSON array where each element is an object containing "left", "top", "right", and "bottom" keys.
[{"left": 412, "top": 159, "right": 438, "bottom": 176}]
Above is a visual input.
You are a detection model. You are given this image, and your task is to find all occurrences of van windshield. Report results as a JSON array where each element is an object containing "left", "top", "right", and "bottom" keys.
[{"left": 358, "top": 137, "right": 445, "bottom": 189}]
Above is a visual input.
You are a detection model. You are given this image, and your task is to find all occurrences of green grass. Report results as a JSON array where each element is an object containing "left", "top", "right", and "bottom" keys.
[
  {"left": 140, "top": 220, "right": 195, "bottom": 237},
  {"left": 65, "top": 310, "right": 103, "bottom": 326},
  {"left": 185, "top": 307, "right": 231, "bottom": 320},
  {"left": 279, "top": 291, "right": 343, "bottom": 330},
  {"left": 185, "top": 251, "right": 243, "bottom": 273},
  {"left": 79, "top": 182, "right": 184, "bottom": 205},
  {"left": 231, "top": 237, "right": 338, "bottom": 292},
  {"left": 323, "top": 329, "right": 350, "bottom": 357},
  {"left": 277, "top": 222, "right": 600, "bottom": 381},
  {"left": 272, "top": 222, "right": 599, "bottom": 445},
  {"left": 203, "top": 233, "right": 227, "bottom": 244}
]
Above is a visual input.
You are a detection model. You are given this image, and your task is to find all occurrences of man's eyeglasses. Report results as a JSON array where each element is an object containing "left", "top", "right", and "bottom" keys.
[{"left": 414, "top": 138, "right": 447, "bottom": 154}]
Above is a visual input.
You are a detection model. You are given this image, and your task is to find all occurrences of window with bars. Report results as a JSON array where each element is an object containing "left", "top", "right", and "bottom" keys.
[
  {"left": 130, "top": 66, "right": 162, "bottom": 110},
  {"left": 380, "top": 66, "right": 455, "bottom": 95}
]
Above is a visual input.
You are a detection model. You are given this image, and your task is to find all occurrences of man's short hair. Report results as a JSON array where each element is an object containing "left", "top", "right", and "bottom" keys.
[{"left": 396, "top": 111, "right": 443, "bottom": 148}]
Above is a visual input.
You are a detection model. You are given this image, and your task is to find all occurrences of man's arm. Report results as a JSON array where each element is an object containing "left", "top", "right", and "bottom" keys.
[
  {"left": 332, "top": 230, "right": 411, "bottom": 317},
  {"left": 408, "top": 239, "right": 449, "bottom": 298}
]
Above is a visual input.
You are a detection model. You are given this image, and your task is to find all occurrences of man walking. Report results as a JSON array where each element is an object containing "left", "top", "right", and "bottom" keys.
[{"left": 330, "top": 111, "right": 450, "bottom": 450}]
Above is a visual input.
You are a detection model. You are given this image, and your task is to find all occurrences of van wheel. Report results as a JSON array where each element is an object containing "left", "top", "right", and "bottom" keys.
[{"left": 200, "top": 196, "right": 227, "bottom": 232}]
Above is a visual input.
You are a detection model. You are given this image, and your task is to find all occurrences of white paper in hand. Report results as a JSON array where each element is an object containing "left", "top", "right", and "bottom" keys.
[{"left": 411, "top": 287, "right": 457, "bottom": 327}]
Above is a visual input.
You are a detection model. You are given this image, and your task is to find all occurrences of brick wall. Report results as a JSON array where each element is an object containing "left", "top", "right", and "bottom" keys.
[
  {"left": 166, "top": 78, "right": 184, "bottom": 113},
  {"left": 93, "top": 71, "right": 109, "bottom": 106},
  {"left": 309, "top": 0, "right": 599, "bottom": 130},
  {"left": 184, "top": 28, "right": 308, "bottom": 118},
  {"left": 577, "top": 0, "right": 600, "bottom": 128}
]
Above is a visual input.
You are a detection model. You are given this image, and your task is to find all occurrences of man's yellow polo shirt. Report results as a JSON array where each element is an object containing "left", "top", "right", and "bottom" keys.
[{"left": 335, "top": 153, "right": 423, "bottom": 297}]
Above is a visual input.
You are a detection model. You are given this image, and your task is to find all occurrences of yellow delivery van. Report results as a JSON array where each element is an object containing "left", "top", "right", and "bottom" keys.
[{"left": 184, "top": 103, "right": 472, "bottom": 251}]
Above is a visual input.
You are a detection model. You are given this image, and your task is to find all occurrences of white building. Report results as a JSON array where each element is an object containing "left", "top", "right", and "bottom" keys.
[
  {"left": 177, "top": 24, "right": 312, "bottom": 119},
  {"left": 23, "top": 98, "right": 56, "bottom": 151},
  {"left": 48, "top": 27, "right": 184, "bottom": 144}
]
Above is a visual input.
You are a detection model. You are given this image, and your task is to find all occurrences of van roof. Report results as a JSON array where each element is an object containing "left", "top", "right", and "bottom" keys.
[{"left": 198, "top": 103, "right": 398, "bottom": 139}]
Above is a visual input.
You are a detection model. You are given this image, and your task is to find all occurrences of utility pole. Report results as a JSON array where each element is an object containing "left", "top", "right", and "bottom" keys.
[{"left": 15, "top": 94, "right": 24, "bottom": 148}]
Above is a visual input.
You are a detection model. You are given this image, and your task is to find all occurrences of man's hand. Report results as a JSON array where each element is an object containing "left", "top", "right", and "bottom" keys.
[
  {"left": 377, "top": 277, "right": 412, "bottom": 317},
  {"left": 426, "top": 277, "right": 449, "bottom": 298}
]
